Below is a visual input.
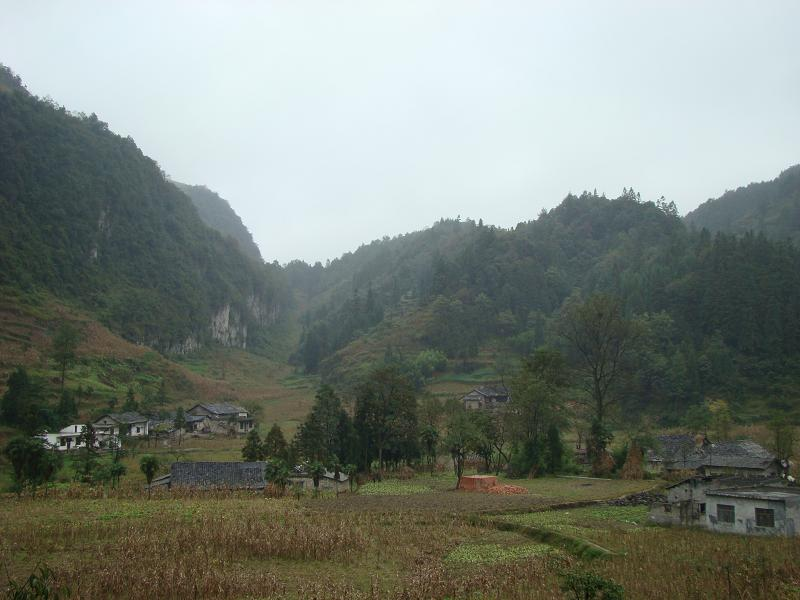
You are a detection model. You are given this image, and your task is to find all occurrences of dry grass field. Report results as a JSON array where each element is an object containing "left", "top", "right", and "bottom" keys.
[{"left": 2, "top": 472, "right": 799, "bottom": 600}]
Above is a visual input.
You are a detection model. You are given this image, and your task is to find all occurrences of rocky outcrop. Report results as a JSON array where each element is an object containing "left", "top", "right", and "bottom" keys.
[
  {"left": 164, "top": 336, "right": 201, "bottom": 355},
  {"left": 210, "top": 304, "right": 247, "bottom": 348}
]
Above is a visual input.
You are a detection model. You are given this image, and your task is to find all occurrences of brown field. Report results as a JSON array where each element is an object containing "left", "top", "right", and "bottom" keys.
[{"left": 2, "top": 471, "right": 799, "bottom": 600}]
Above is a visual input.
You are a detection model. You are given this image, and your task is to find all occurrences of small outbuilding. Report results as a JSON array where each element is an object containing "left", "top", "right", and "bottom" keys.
[
  {"left": 459, "top": 475, "right": 497, "bottom": 491},
  {"left": 154, "top": 461, "right": 267, "bottom": 490}
]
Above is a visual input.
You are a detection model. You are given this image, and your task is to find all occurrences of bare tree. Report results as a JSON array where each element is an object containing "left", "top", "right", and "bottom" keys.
[{"left": 561, "top": 293, "right": 637, "bottom": 456}]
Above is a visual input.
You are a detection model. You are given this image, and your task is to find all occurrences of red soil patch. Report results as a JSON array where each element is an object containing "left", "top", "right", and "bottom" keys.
[{"left": 486, "top": 484, "right": 527, "bottom": 495}]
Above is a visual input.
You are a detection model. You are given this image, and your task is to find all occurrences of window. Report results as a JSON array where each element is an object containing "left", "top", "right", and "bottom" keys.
[
  {"left": 699, "top": 503, "right": 706, "bottom": 514},
  {"left": 136, "top": 427, "right": 141, "bottom": 434},
  {"left": 60, "top": 438, "right": 67, "bottom": 447},
  {"left": 717, "top": 504, "right": 735, "bottom": 523},
  {"left": 755, "top": 508, "right": 775, "bottom": 528}
]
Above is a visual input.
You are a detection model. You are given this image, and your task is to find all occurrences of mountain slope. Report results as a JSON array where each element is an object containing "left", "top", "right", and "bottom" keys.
[
  {"left": 686, "top": 164, "right": 800, "bottom": 241},
  {"left": 0, "top": 65, "right": 288, "bottom": 354},
  {"left": 174, "top": 182, "right": 263, "bottom": 262}
]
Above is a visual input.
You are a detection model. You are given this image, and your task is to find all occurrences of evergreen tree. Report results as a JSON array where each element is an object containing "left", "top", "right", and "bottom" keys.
[
  {"left": 123, "top": 386, "right": 138, "bottom": 412},
  {"left": 1, "top": 367, "right": 33, "bottom": 426},
  {"left": 57, "top": 389, "right": 78, "bottom": 426},
  {"left": 242, "top": 428, "right": 264, "bottom": 461},
  {"left": 52, "top": 322, "right": 80, "bottom": 393},
  {"left": 263, "top": 423, "right": 288, "bottom": 460}
]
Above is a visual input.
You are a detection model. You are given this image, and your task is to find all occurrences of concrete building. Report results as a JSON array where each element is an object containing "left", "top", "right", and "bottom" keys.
[
  {"left": 94, "top": 412, "right": 150, "bottom": 438},
  {"left": 40, "top": 424, "right": 88, "bottom": 451},
  {"left": 706, "top": 487, "right": 800, "bottom": 536},
  {"left": 650, "top": 476, "right": 799, "bottom": 536}
]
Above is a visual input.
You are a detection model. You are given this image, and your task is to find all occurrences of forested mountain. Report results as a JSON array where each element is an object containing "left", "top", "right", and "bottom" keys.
[
  {"left": 289, "top": 189, "right": 800, "bottom": 418},
  {"left": 0, "top": 65, "right": 288, "bottom": 353},
  {"left": 686, "top": 164, "right": 800, "bottom": 241},
  {"left": 173, "top": 182, "right": 263, "bottom": 262}
]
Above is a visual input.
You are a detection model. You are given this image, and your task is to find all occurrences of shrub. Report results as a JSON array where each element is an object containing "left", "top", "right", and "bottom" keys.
[{"left": 560, "top": 569, "right": 624, "bottom": 600}]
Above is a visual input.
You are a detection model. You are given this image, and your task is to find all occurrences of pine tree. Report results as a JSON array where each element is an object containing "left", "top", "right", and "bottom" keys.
[
  {"left": 242, "top": 428, "right": 264, "bottom": 461},
  {"left": 263, "top": 423, "right": 288, "bottom": 461}
]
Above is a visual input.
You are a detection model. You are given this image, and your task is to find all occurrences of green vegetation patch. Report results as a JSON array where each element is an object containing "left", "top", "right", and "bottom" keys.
[
  {"left": 503, "top": 505, "right": 649, "bottom": 536},
  {"left": 358, "top": 481, "right": 432, "bottom": 496},
  {"left": 446, "top": 542, "right": 556, "bottom": 564}
]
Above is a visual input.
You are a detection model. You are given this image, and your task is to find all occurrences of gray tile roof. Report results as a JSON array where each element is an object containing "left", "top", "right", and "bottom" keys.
[
  {"left": 666, "top": 475, "right": 783, "bottom": 490},
  {"left": 705, "top": 486, "right": 800, "bottom": 501},
  {"left": 170, "top": 462, "right": 266, "bottom": 489},
  {"left": 650, "top": 434, "right": 702, "bottom": 462},
  {"left": 99, "top": 412, "right": 148, "bottom": 424},
  {"left": 463, "top": 385, "right": 510, "bottom": 401},
  {"left": 194, "top": 403, "right": 248, "bottom": 416},
  {"left": 664, "top": 439, "right": 776, "bottom": 471}
]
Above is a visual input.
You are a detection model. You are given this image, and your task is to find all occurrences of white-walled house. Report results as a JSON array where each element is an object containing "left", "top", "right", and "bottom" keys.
[
  {"left": 40, "top": 424, "right": 87, "bottom": 451},
  {"left": 93, "top": 412, "right": 149, "bottom": 437}
]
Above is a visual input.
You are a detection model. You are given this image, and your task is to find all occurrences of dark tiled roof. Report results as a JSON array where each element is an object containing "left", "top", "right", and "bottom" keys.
[
  {"left": 666, "top": 475, "right": 783, "bottom": 490},
  {"left": 664, "top": 439, "right": 776, "bottom": 471},
  {"left": 170, "top": 462, "right": 266, "bottom": 489},
  {"left": 705, "top": 486, "right": 800, "bottom": 500},
  {"left": 650, "top": 434, "right": 701, "bottom": 462},
  {"left": 195, "top": 403, "right": 248, "bottom": 415},
  {"left": 463, "top": 384, "right": 509, "bottom": 401},
  {"left": 98, "top": 412, "right": 148, "bottom": 424}
]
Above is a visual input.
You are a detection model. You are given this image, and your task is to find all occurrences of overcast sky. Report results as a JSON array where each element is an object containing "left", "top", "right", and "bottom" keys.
[{"left": 2, "top": 1, "right": 799, "bottom": 263}]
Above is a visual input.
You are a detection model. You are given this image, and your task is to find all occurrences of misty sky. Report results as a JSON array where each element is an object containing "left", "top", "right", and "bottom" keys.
[{"left": 2, "top": 1, "right": 799, "bottom": 264}]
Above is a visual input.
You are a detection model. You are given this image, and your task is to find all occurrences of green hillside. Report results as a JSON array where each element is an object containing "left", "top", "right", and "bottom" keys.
[
  {"left": 174, "top": 182, "right": 263, "bottom": 262},
  {"left": 686, "top": 164, "right": 800, "bottom": 241},
  {"left": 0, "top": 65, "right": 288, "bottom": 354},
  {"left": 291, "top": 189, "right": 800, "bottom": 421}
]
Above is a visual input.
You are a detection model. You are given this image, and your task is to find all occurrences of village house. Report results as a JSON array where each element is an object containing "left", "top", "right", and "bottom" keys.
[
  {"left": 650, "top": 475, "right": 784, "bottom": 527},
  {"left": 151, "top": 461, "right": 267, "bottom": 490},
  {"left": 187, "top": 402, "right": 254, "bottom": 434},
  {"left": 648, "top": 435, "right": 780, "bottom": 478},
  {"left": 93, "top": 412, "right": 150, "bottom": 438},
  {"left": 40, "top": 424, "right": 89, "bottom": 451},
  {"left": 651, "top": 475, "right": 799, "bottom": 537},
  {"left": 148, "top": 461, "right": 350, "bottom": 493},
  {"left": 705, "top": 486, "right": 800, "bottom": 536},
  {"left": 462, "top": 384, "right": 510, "bottom": 410}
]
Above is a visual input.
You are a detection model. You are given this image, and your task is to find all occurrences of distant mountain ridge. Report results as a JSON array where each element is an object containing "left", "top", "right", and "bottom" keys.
[
  {"left": 685, "top": 164, "right": 800, "bottom": 241},
  {"left": 173, "top": 182, "right": 263, "bottom": 262}
]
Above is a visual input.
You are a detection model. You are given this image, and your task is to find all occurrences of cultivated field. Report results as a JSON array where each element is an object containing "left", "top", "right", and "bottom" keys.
[{"left": 2, "top": 473, "right": 798, "bottom": 600}]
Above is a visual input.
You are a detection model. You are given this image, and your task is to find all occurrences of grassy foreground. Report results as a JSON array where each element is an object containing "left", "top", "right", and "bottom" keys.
[{"left": 2, "top": 475, "right": 799, "bottom": 599}]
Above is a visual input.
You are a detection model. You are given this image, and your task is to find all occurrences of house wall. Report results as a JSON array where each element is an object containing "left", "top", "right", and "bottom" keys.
[
  {"left": 129, "top": 422, "right": 148, "bottom": 436},
  {"left": 707, "top": 497, "right": 798, "bottom": 536}
]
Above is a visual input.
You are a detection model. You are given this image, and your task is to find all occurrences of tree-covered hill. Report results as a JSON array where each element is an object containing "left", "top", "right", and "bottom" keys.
[
  {"left": 173, "top": 182, "right": 263, "bottom": 263},
  {"left": 0, "top": 65, "right": 288, "bottom": 353},
  {"left": 685, "top": 164, "right": 800, "bottom": 242},
  {"left": 290, "top": 187, "right": 800, "bottom": 419}
]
